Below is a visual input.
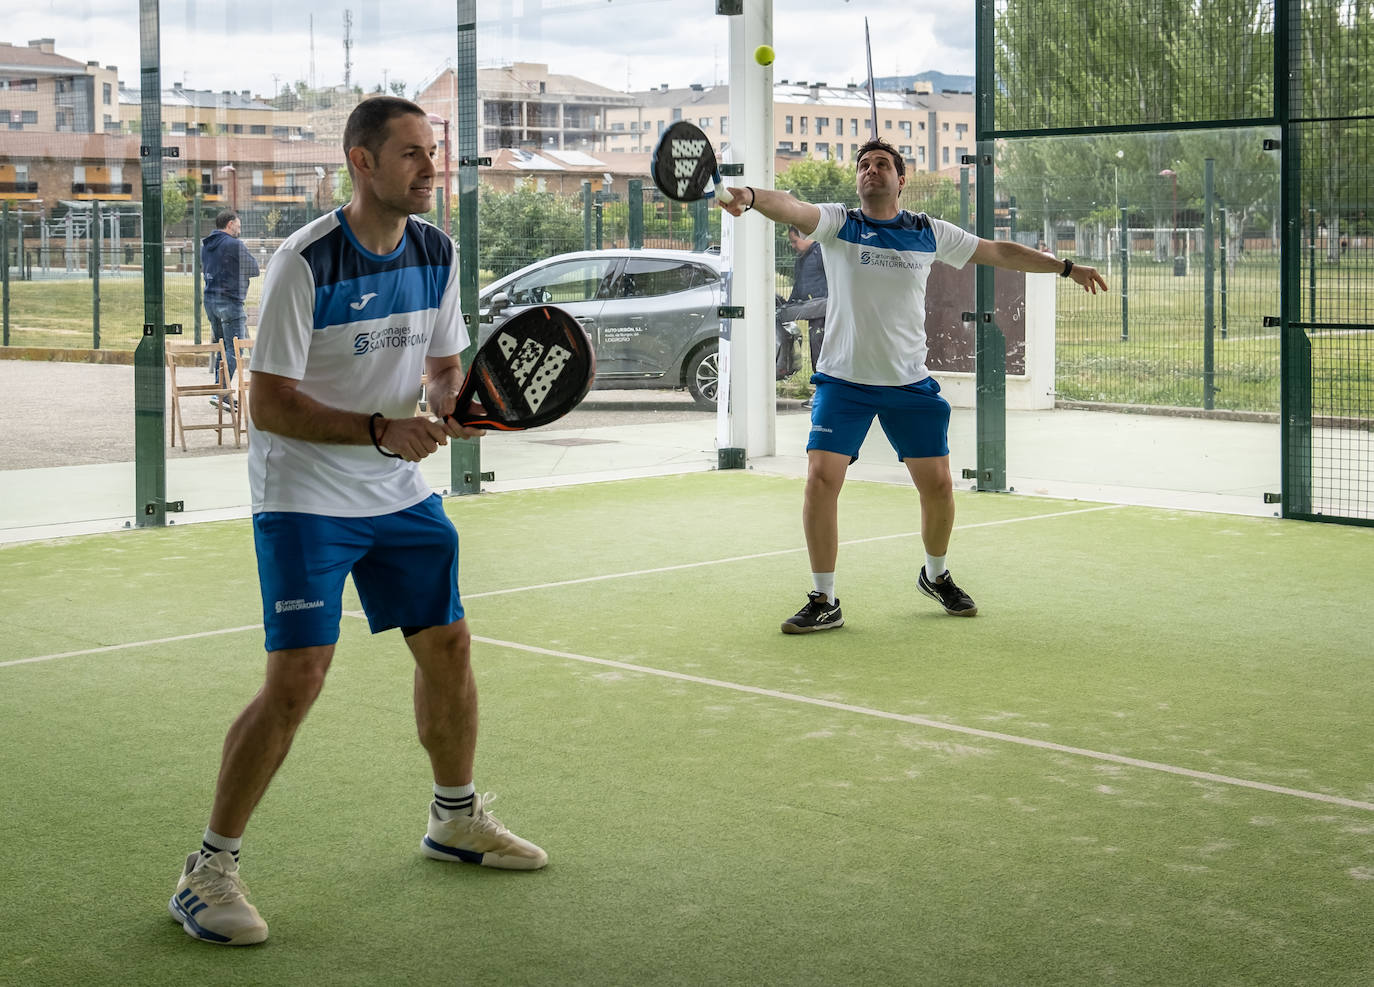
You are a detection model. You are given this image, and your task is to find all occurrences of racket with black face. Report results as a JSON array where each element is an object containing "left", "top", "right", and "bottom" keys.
[
  {"left": 650, "top": 121, "right": 735, "bottom": 205},
  {"left": 446, "top": 305, "right": 596, "bottom": 431}
]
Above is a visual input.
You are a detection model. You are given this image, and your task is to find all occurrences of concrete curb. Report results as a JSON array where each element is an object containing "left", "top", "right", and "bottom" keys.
[{"left": 0, "top": 347, "right": 136, "bottom": 365}]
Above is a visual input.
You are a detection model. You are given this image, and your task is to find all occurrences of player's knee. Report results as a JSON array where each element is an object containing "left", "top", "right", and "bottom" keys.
[
  {"left": 409, "top": 620, "right": 472, "bottom": 668},
  {"left": 918, "top": 470, "right": 954, "bottom": 500},
  {"left": 263, "top": 651, "right": 332, "bottom": 720},
  {"left": 805, "top": 459, "right": 845, "bottom": 495}
]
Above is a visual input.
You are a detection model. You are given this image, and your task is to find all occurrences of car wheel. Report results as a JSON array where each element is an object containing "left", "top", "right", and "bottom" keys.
[{"left": 685, "top": 342, "right": 719, "bottom": 410}]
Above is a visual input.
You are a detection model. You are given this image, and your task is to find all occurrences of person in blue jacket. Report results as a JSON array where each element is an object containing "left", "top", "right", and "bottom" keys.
[{"left": 201, "top": 210, "right": 260, "bottom": 398}]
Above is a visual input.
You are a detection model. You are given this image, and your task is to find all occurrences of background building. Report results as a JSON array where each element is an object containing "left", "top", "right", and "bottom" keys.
[
  {"left": 602, "top": 80, "right": 974, "bottom": 174},
  {"left": 2, "top": 41, "right": 974, "bottom": 229},
  {"left": 416, "top": 62, "right": 637, "bottom": 159},
  {"left": 0, "top": 38, "right": 121, "bottom": 135},
  {"left": 118, "top": 83, "right": 313, "bottom": 141}
]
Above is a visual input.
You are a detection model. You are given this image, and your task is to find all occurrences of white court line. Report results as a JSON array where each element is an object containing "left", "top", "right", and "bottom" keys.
[
  {"left": 476, "top": 635, "right": 1374, "bottom": 814},
  {"left": 0, "top": 505, "right": 1119, "bottom": 669},
  {"left": 0, "top": 624, "right": 264, "bottom": 668},
  {"left": 6, "top": 600, "right": 1368, "bottom": 812},
  {"left": 467, "top": 503, "right": 1124, "bottom": 599}
]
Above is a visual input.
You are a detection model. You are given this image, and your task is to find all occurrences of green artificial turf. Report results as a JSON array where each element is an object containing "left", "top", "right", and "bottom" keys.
[{"left": 2, "top": 472, "right": 1372, "bottom": 985}]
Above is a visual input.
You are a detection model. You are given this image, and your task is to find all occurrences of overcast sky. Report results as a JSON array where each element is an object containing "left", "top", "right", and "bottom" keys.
[{"left": 8, "top": 0, "right": 973, "bottom": 98}]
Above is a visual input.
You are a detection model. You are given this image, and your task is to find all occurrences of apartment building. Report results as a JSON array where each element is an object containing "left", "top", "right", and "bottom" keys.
[
  {"left": 416, "top": 62, "right": 637, "bottom": 158},
  {"left": 119, "top": 83, "right": 313, "bottom": 142},
  {"left": 603, "top": 81, "right": 975, "bottom": 174},
  {"left": 0, "top": 38, "right": 121, "bottom": 136},
  {"left": 2, "top": 130, "right": 344, "bottom": 219},
  {"left": 1, "top": 40, "right": 340, "bottom": 222}
]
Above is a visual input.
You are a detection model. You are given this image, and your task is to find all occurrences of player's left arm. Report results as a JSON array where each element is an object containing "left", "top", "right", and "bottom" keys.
[{"left": 969, "top": 238, "right": 1108, "bottom": 294}]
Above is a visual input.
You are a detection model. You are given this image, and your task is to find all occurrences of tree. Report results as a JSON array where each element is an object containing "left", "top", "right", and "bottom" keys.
[
  {"left": 776, "top": 158, "right": 856, "bottom": 209},
  {"left": 475, "top": 181, "right": 584, "bottom": 277},
  {"left": 773, "top": 158, "right": 856, "bottom": 265},
  {"left": 902, "top": 171, "right": 963, "bottom": 225},
  {"left": 162, "top": 181, "right": 187, "bottom": 228},
  {"left": 333, "top": 168, "right": 353, "bottom": 206}
]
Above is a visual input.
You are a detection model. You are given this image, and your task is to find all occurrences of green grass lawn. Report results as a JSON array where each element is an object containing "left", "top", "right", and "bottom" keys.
[
  {"left": 4, "top": 257, "right": 1370, "bottom": 415},
  {"left": 0, "top": 273, "right": 263, "bottom": 349}
]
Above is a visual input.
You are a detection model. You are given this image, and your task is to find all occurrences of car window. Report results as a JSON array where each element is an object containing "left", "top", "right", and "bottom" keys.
[
  {"left": 507, "top": 258, "right": 617, "bottom": 305},
  {"left": 614, "top": 258, "right": 714, "bottom": 298}
]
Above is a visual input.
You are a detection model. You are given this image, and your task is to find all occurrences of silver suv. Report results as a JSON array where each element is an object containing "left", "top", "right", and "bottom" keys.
[{"left": 479, "top": 248, "right": 801, "bottom": 409}]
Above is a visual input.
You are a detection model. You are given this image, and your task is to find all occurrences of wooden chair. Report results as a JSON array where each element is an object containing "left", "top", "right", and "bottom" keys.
[
  {"left": 167, "top": 339, "right": 240, "bottom": 451},
  {"left": 234, "top": 335, "right": 254, "bottom": 443}
]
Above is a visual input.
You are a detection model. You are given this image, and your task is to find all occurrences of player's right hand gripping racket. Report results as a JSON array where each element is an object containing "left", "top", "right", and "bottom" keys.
[
  {"left": 446, "top": 305, "right": 596, "bottom": 431},
  {"left": 650, "top": 121, "right": 734, "bottom": 205}
]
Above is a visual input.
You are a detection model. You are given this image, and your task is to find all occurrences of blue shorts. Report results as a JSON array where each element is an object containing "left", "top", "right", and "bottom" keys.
[
  {"left": 806, "top": 372, "right": 951, "bottom": 462},
  {"left": 253, "top": 494, "right": 463, "bottom": 652}
]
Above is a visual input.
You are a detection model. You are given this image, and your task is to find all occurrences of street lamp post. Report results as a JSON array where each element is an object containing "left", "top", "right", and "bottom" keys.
[
  {"left": 1159, "top": 168, "right": 1178, "bottom": 258},
  {"left": 219, "top": 164, "right": 237, "bottom": 213},
  {"left": 426, "top": 113, "right": 451, "bottom": 232}
]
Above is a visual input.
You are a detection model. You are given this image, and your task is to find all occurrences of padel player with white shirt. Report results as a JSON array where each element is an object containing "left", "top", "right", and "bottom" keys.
[
  {"left": 718, "top": 138, "right": 1106, "bottom": 634},
  {"left": 169, "top": 97, "right": 547, "bottom": 951}
]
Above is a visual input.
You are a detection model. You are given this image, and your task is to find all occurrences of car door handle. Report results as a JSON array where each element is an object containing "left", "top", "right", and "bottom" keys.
[{"left": 575, "top": 317, "right": 596, "bottom": 327}]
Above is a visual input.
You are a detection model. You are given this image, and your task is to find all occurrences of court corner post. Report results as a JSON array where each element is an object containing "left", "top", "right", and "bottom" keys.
[
  {"left": 972, "top": 0, "right": 1007, "bottom": 493},
  {"left": 719, "top": 0, "right": 776, "bottom": 466},
  {"left": 450, "top": 0, "right": 484, "bottom": 497}
]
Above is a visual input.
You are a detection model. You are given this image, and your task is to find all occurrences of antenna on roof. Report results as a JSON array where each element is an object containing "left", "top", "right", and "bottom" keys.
[{"left": 343, "top": 9, "right": 353, "bottom": 88}]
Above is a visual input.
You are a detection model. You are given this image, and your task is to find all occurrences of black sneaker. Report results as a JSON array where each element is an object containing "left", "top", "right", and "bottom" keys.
[
  {"left": 781, "top": 591, "right": 844, "bottom": 634},
  {"left": 918, "top": 567, "right": 978, "bottom": 617}
]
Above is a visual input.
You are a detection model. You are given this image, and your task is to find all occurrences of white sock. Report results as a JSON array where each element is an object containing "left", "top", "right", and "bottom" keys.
[
  {"left": 812, "top": 572, "right": 836, "bottom": 601},
  {"left": 200, "top": 828, "right": 242, "bottom": 863},
  {"left": 433, "top": 782, "right": 476, "bottom": 819},
  {"left": 925, "top": 554, "right": 947, "bottom": 581}
]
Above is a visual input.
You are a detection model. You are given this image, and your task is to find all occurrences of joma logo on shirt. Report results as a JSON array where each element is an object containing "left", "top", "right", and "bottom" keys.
[{"left": 353, "top": 327, "right": 429, "bottom": 355}]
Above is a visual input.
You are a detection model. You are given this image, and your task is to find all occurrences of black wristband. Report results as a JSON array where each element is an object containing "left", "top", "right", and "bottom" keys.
[
  {"left": 743, "top": 187, "right": 755, "bottom": 212},
  {"left": 1060, "top": 258, "right": 1074, "bottom": 278},
  {"left": 369, "top": 412, "right": 401, "bottom": 459}
]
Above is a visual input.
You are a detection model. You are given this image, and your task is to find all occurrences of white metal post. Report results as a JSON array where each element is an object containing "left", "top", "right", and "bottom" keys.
[{"left": 719, "top": 0, "right": 776, "bottom": 462}]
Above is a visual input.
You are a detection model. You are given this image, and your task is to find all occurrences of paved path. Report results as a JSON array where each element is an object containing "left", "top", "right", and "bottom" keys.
[{"left": 1, "top": 359, "right": 750, "bottom": 472}]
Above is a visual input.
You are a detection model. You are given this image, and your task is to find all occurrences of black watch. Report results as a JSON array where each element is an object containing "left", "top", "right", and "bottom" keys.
[{"left": 1060, "top": 258, "right": 1074, "bottom": 278}]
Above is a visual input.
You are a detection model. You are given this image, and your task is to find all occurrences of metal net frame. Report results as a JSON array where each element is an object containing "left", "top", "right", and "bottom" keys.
[{"left": 975, "top": 0, "right": 1373, "bottom": 524}]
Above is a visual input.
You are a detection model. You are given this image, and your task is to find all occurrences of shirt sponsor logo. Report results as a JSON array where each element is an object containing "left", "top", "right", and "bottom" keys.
[
  {"left": 275, "top": 598, "right": 325, "bottom": 614},
  {"left": 859, "top": 250, "right": 923, "bottom": 272},
  {"left": 353, "top": 326, "right": 430, "bottom": 356}
]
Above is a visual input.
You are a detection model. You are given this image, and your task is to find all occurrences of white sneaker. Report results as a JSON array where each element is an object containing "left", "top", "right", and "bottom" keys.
[
  {"left": 168, "top": 850, "right": 269, "bottom": 945},
  {"left": 421, "top": 792, "right": 548, "bottom": 870}
]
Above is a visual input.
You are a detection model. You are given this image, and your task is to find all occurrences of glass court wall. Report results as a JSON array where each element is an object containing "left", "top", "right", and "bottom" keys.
[{"left": 4, "top": 0, "right": 1368, "bottom": 539}]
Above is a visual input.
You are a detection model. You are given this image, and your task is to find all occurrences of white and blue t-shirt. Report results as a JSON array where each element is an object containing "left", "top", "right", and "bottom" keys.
[
  {"left": 248, "top": 209, "right": 467, "bottom": 516},
  {"left": 811, "top": 204, "right": 978, "bottom": 386}
]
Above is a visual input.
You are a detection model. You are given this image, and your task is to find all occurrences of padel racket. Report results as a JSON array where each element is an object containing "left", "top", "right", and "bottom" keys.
[
  {"left": 650, "top": 121, "right": 734, "bottom": 205},
  {"left": 446, "top": 305, "right": 595, "bottom": 431}
]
